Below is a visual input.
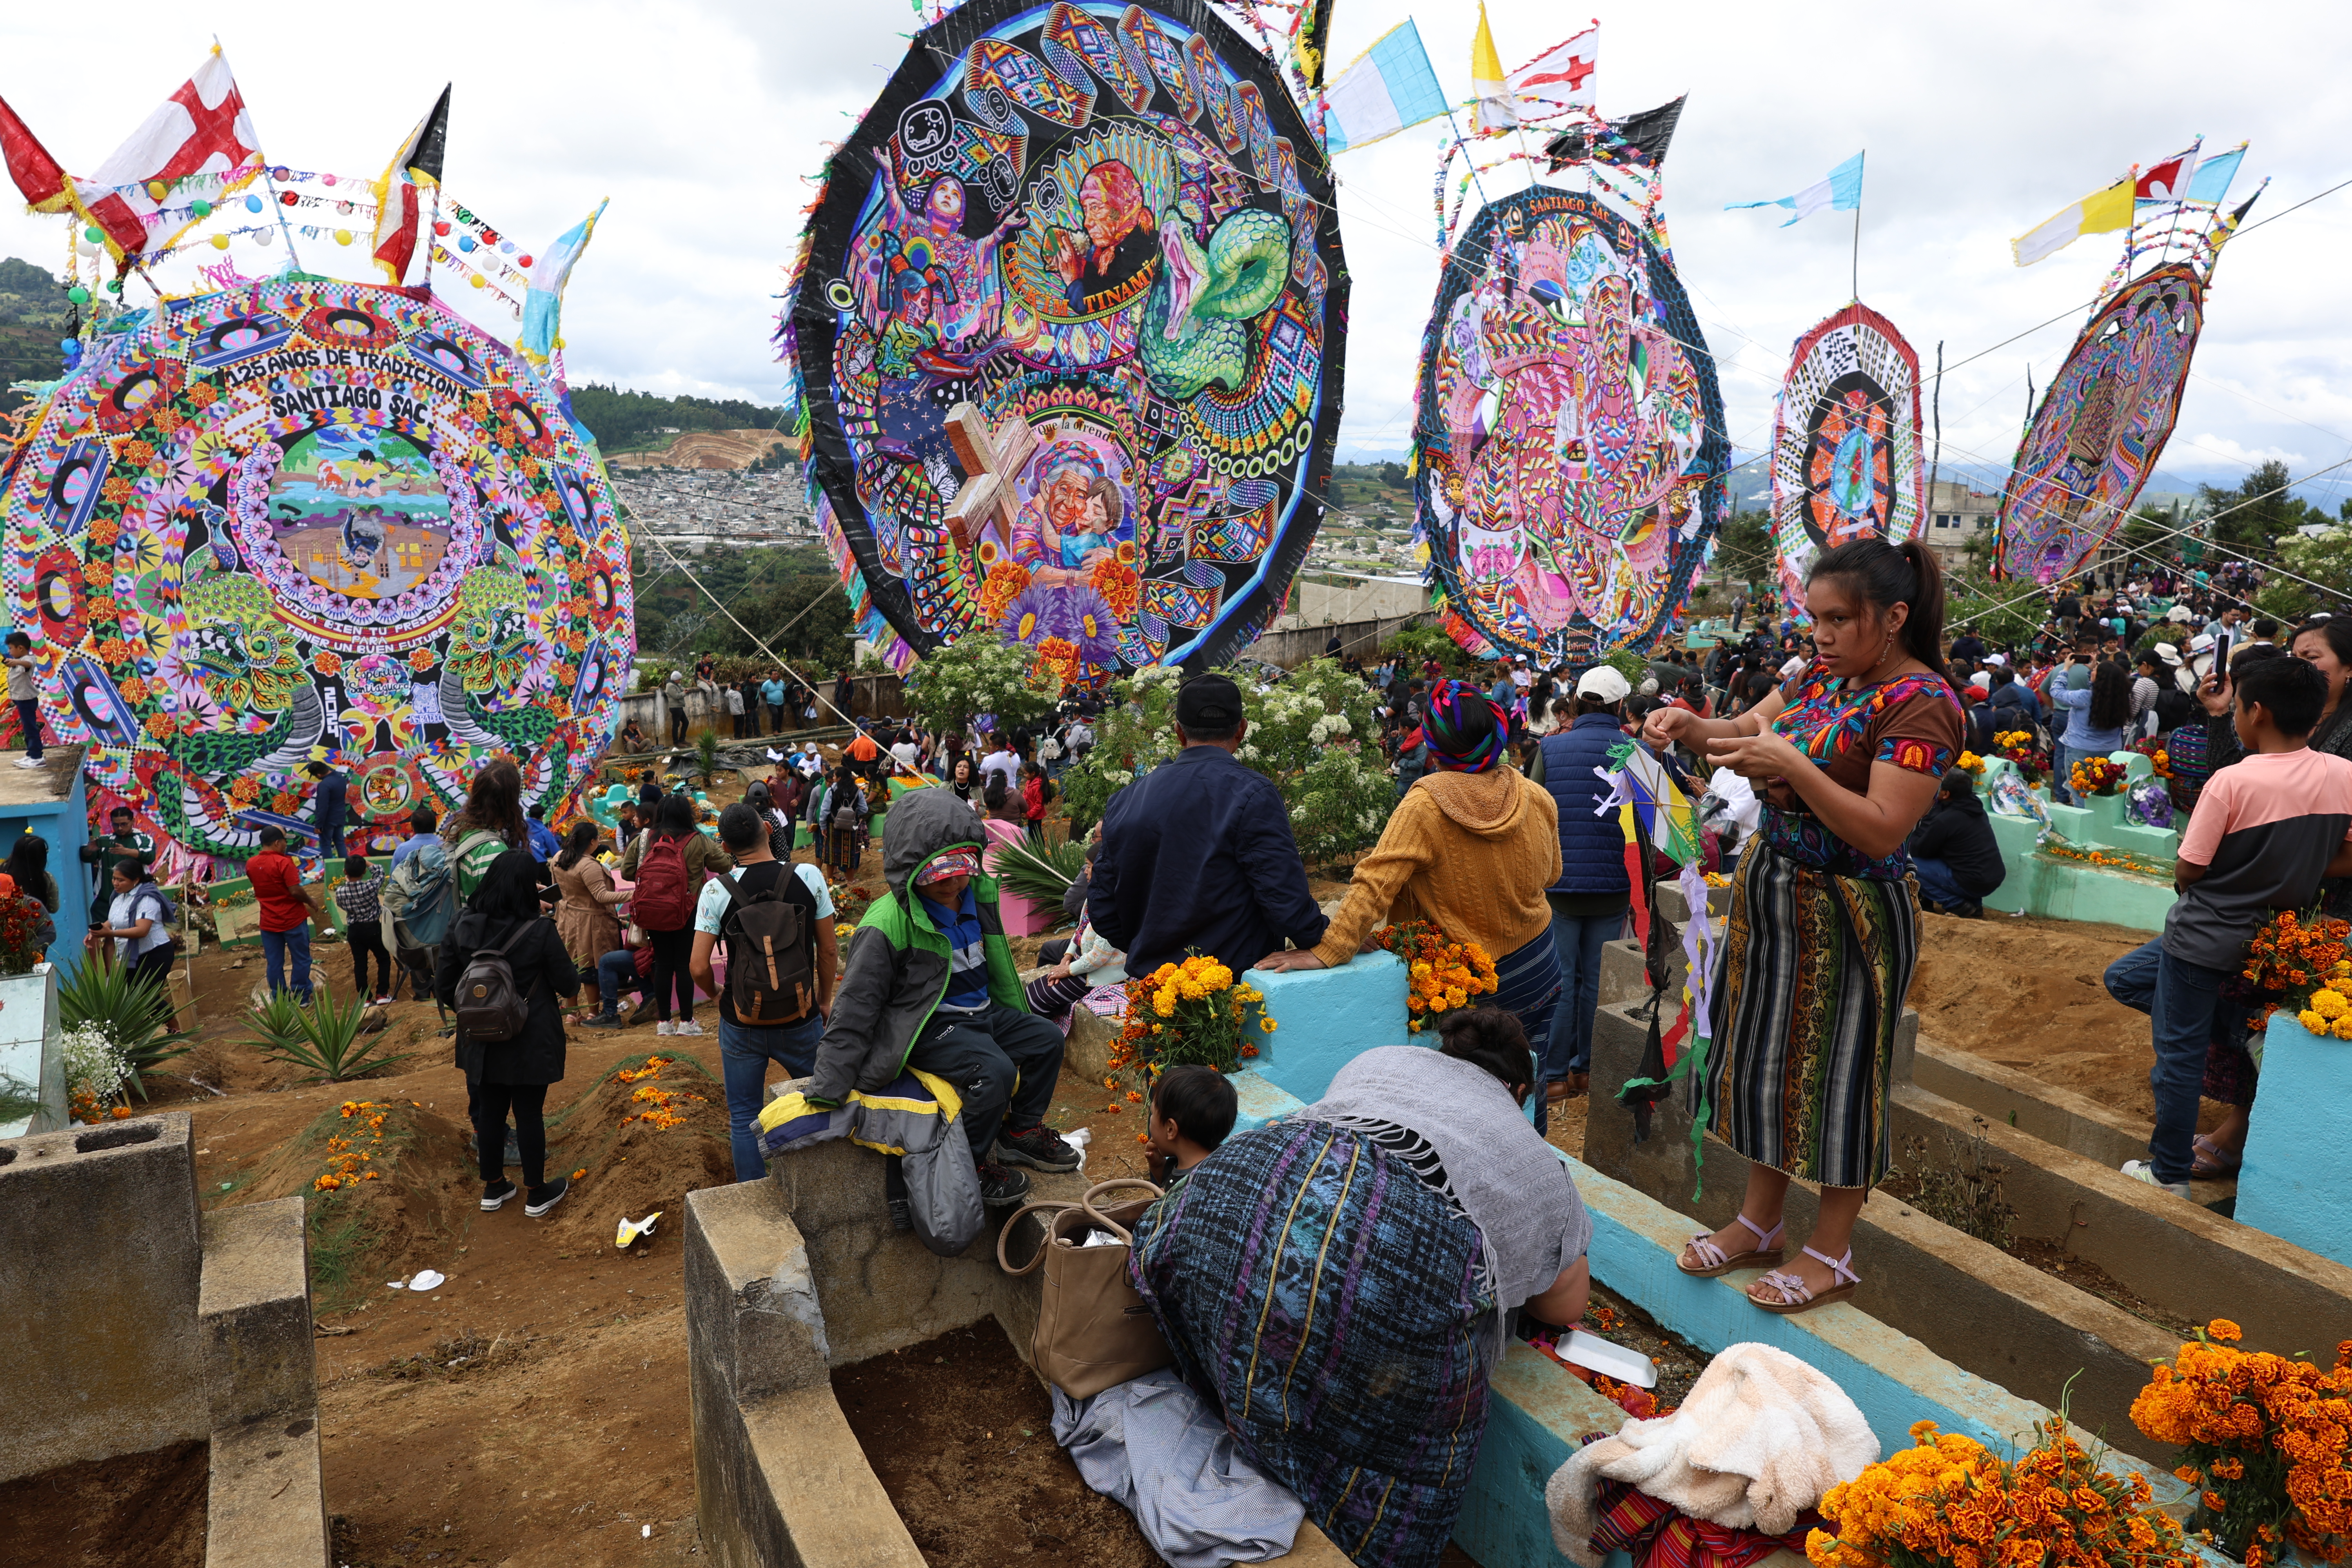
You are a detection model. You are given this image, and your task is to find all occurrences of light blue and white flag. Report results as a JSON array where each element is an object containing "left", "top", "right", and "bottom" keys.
[
  {"left": 1727, "top": 152, "right": 1864, "bottom": 227},
  {"left": 1323, "top": 20, "right": 1449, "bottom": 153},
  {"left": 519, "top": 198, "right": 606, "bottom": 369},
  {"left": 2186, "top": 143, "right": 2246, "bottom": 205}
]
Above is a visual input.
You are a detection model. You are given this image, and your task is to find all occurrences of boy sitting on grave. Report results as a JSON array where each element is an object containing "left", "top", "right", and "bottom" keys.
[
  {"left": 806, "top": 786, "right": 1079, "bottom": 1208},
  {"left": 2102, "top": 653, "right": 2352, "bottom": 1196},
  {"left": 1144, "top": 1064, "right": 1237, "bottom": 1191}
]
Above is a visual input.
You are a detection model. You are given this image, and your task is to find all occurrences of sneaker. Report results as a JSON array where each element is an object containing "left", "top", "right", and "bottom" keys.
[
  {"left": 480, "top": 1178, "right": 518, "bottom": 1212},
  {"left": 996, "top": 1123, "right": 1082, "bottom": 1173},
  {"left": 373, "top": 995, "right": 395, "bottom": 1006},
  {"left": 626, "top": 1000, "right": 657, "bottom": 1027},
  {"left": 656, "top": 1020, "right": 676, "bottom": 1036},
  {"left": 581, "top": 1010, "right": 624, "bottom": 1030},
  {"left": 887, "top": 1196, "right": 914, "bottom": 1232},
  {"left": 12, "top": 756, "right": 42, "bottom": 769},
  {"left": 674, "top": 1020, "right": 704, "bottom": 1036},
  {"left": 524, "top": 1176, "right": 571, "bottom": 1218},
  {"left": 976, "top": 1161, "right": 1031, "bottom": 1208},
  {"left": 2122, "top": 1160, "right": 2192, "bottom": 1200}
]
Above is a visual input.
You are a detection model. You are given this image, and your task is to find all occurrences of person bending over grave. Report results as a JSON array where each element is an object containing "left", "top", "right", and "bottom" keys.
[
  {"left": 804, "top": 786, "right": 1078, "bottom": 1208},
  {"left": 1645, "top": 539, "right": 1962, "bottom": 1316},
  {"left": 2102, "top": 655, "right": 2352, "bottom": 1193},
  {"left": 1129, "top": 1009, "right": 1590, "bottom": 1568}
]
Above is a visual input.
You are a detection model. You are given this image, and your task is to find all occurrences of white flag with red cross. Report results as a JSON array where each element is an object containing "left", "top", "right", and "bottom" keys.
[{"left": 74, "top": 47, "right": 264, "bottom": 261}]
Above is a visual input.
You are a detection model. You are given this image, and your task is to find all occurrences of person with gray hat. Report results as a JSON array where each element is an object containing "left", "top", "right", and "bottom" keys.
[{"left": 1088, "top": 673, "right": 1328, "bottom": 978}]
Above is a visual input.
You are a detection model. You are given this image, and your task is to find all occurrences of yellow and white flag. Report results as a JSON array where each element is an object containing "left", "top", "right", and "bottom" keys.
[
  {"left": 2011, "top": 177, "right": 2134, "bottom": 266},
  {"left": 1471, "top": 2, "right": 1515, "bottom": 132}
]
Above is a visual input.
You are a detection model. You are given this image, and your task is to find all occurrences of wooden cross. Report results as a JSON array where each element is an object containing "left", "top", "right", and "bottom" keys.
[{"left": 942, "top": 402, "right": 1040, "bottom": 554}]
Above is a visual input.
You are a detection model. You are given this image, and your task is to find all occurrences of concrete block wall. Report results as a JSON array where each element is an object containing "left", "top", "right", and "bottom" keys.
[
  {"left": 2236, "top": 1011, "right": 2352, "bottom": 1270},
  {"left": 1243, "top": 951, "right": 1411, "bottom": 1103},
  {"left": 0, "top": 1113, "right": 210, "bottom": 1481}
]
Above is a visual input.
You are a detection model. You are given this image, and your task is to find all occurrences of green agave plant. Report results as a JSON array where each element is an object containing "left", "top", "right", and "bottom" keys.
[
  {"left": 989, "top": 838, "right": 1087, "bottom": 914},
  {"left": 56, "top": 958, "right": 193, "bottom": 1100},
  {"left": 247, "top": 983, "right": 416, "bottom": 1084}
]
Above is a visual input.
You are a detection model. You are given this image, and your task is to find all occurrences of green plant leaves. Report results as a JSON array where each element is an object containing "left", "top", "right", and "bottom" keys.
[
  {"left": 244, "top": 983, "right": 417, "bottom": 1083},
  {"left": 56, "top": 959, "right": 192, "bottom": 1100}
]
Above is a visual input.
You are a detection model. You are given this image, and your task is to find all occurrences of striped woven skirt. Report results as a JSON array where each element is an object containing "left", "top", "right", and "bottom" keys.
[
  {"left": 1700, "top": 842, "right": 1920, "bottom": 1189},
  {"left": 1488, "top": 931, "right": 1562, "bottom": 1076},
  {"left": 1129, "top": 1121, "right": 1495, "bottom": 1568}
]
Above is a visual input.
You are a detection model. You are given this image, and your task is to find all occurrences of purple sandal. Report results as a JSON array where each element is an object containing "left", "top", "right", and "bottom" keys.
[
  {"left": 1678, "top": 1213, "right": 1785, "bottom": 1278},
  {"left": 1748, "top": 1246, "right": 1860, "bottom": 1315}
]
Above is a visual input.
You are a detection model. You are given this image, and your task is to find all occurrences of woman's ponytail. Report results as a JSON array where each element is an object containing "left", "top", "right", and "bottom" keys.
[{"left": 1896, "top": 539, "right": 1949, "bottom": 683}]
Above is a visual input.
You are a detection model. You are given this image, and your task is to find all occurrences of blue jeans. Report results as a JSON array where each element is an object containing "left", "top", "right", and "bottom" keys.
[
  {"left": 721, "top": 1012, "right": 827, "bottom": 1181},
  {"left": 1913, "top": 855, "right": 1972, "bottom": 908},
  {"left": 261, "top": 925, "right": 312, "bottom": 1001},
  {"left": 13, "top": 699, "right": 40, "bottom": 761},
  {"left": 1546, "top": 899, "right": 1622, "bottom": 1080},
  {"left": 2102, "top": 938, "right": 2240, "bottom": 1185}
]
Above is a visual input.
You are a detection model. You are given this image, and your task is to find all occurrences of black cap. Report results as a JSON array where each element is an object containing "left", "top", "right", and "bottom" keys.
[{"left": 1175, "top": 673, "right": 1244, "bottom": 730}]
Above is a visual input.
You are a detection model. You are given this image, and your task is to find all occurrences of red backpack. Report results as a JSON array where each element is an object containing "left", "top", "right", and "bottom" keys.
[{"left": 632, "top": 832, "right": 693, "bottom": 931}]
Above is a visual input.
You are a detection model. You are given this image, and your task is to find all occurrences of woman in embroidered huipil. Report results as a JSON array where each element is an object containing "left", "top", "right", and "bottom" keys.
[{"left": 1643, "top": 539, "right": 1963, "bottom": 1316}]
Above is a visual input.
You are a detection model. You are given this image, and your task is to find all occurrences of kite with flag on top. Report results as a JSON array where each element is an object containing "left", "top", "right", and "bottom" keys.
[
  {"left": 1323, "top": 20, "right": 1449, "bottom": 152},
  {"left": 1727, "top": 152, "right": 1863, "bottom": 227}
]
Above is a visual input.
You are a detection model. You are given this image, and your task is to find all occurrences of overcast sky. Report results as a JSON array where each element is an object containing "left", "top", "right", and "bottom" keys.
[{"left": 4, "top": 0, "right": 2347, "bottom": 506}]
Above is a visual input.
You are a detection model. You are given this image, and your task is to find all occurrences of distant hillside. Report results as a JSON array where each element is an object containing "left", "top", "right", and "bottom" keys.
[
  {"left": 610, "top": 428, "right": 793, "bottom": 472},
  {"left": 0, "top": 258, "right": 71, "bottom": 420},
  {"left": 567, "top": 384, "right": 787, "bottom": 454}
]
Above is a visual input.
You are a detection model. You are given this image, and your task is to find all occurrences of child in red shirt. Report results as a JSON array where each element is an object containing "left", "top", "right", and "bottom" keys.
[{"left": 245, "top": 826, "right": 320, "bottom": 1002}]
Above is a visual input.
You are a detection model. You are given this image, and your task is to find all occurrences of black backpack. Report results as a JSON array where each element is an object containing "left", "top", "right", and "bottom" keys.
[
  {"left": 454, "top": 920, "right": 538, "bottom": 1042},
  {"left": 716, "top": 870, "right": 815, "bottom": 1025}
]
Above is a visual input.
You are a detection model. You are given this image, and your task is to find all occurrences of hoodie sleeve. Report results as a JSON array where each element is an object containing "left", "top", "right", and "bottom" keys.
[
  {"left": 1312, "top": 793, "right": 1433, "bottom": 966},
  {"left": 808, "top": 923, "right": 899, "bottom": 1106}
]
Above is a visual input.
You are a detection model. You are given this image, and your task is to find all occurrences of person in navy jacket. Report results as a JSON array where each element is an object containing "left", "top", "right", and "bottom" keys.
[{"left": 1534, "top": 665, "right": 1635, "bottom": 1103}]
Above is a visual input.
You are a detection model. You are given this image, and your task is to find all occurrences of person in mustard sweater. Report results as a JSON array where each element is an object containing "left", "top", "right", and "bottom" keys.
[{"left": 1257, "top": 681, "right": 1565, "bottom": 1121}]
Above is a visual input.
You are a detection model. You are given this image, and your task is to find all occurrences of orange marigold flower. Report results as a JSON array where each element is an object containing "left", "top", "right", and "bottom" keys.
[{"left": 2206, "top": 1318, "right": 2243, "bottom": 1342}]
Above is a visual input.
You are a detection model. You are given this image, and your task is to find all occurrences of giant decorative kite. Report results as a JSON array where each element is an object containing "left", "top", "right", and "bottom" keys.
[
  {"left": 1996, "top": 158, "right": 2263, "bottom": 583},
  {"left": 1767, "top": 302, "right": 1924, "bottom": 615},
  {"left": 0, "top": 278, "right": 633, "bottom": 877},
  {"left": 785, "top": 0, "right": 1348, "bottom": 682},
  {"left": 1412, "top": 178, "right": 1726, "bottom": 662}
]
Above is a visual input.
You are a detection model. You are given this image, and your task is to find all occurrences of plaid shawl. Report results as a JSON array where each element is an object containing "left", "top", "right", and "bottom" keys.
[{"left": 1129, "top": 1121, "right": 1495, "bottom": 1568}]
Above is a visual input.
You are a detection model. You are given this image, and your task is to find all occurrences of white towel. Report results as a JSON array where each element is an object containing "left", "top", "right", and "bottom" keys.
[{"left": 1545, "top": 1341, "right": 1880, "bottom": 1564}]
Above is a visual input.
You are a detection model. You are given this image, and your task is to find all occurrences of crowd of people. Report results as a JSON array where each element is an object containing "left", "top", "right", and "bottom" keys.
[{"left": 185, "top": 532, "right": 2341, "bottom": 1568}]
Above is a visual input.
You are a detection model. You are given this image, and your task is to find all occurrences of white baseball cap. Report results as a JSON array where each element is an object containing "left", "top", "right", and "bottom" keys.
[{"left": 1575, "top": 665, "right": 1632, "bottom": 703}]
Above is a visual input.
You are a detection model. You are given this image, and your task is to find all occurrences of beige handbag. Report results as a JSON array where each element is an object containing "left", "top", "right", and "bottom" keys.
[{"left": 996, "top": 1178, "right": 1171, "bottom": 1399}]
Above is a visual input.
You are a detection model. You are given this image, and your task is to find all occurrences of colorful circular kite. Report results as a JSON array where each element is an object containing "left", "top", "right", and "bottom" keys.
[
  {"left": 1767, "top": 302, "right": 1924, "bottom": 616},
  {"left": 1997, "top": 263, "right": 2203, "bottom": 584},
  {"left": 0, "top": 278, "right": 633, "bottom": 876},
  {"left": 786, "top": 0, "right": 1346, "bottom": 683},
  {"left": 1413, "top": 185, "right": 1726, "bottom": 664}
]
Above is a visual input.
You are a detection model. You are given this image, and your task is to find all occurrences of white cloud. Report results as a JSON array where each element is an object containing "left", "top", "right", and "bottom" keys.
[{"left": 2, "top": 0, "right": 2345, "bottom": 507}]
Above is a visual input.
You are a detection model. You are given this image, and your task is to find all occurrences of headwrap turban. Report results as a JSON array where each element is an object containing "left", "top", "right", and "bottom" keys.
[{"left": 1422, "top": 681, "right": 1508, "bottom": 773}]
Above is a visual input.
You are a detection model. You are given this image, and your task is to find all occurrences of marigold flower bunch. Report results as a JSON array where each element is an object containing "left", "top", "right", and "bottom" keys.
[
  {"left": 1808, "top": 1417, "right": 2195, "bottom": 1568},
  {"left": 2239, "top": 911, "right": 2352, "bottom": 1029},
  {"left": 1956, "top": 751, "right": 1986, "bottom": 776},
  {"left": 2069, "top": 758, "right": 2128, "bottom": 798},
  {"left": 1370, "top": 922, "right": 1497, "bottom": 1032},
  {"left": 1111, "top": 952, "right": 1265, "bottom": 1074},
  {"left": 313, "top": 1100, "right": 392, "bottom": 1192},
  {"left": 615, "top": 1056, "right": 704, "bottom": 1130},
  {"left": 2130, "top": 1319, "right": 2352, "bottom": 1565},
  {"left": 1993, "top": 730, "right": 2050, "bottom": 780}
]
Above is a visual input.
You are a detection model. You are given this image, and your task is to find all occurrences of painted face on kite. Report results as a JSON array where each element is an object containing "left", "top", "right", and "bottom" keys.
[
  {"left": 792, "top": 0, "right": 1344, "bottom": 684},
  {"left": 1414, "top": 188, "right": 1726, "bottom": 662},
  {"left": 0, "top": 278, "right": 633, "bottom": 876}
]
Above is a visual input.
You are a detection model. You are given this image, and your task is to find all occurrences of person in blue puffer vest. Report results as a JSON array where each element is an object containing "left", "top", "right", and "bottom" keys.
[{"left": 1534, "top": 665, "right": 1636, "bottom": 1105}]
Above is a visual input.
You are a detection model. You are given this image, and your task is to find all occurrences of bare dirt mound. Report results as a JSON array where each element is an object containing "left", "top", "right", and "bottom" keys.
[
  {"left": 211, "top": 1096, "right": 475, "bottom": 1310},
  {"left": 542, "top": 1051, "right": 734, "bottom": 1245},
  {"left": 833, "top": 1319, "right": 1158, "bottom": 1568},
  {"left": 609, "top": 428, "right": 786, "bottom": 470},
  {"left": 1910, "top": 911, "right": 2156, "bottom": 1119}
]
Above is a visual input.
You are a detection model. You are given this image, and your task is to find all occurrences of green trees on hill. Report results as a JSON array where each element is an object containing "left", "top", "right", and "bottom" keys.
[{"left": 566, "top": 384, "right": 786, "bottom": 452}]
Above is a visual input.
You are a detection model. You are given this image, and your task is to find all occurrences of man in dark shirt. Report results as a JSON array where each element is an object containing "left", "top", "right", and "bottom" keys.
[
  {"left": 1089, "top": 674, "right": 1328, "bottom": 977},
  {"left": 307, "top": 760, "right": 348, "bottom": 862}
]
